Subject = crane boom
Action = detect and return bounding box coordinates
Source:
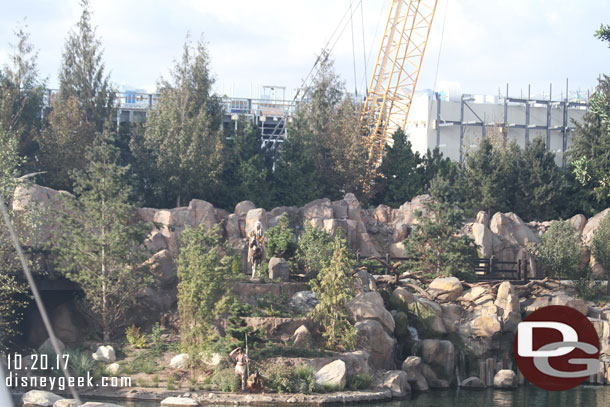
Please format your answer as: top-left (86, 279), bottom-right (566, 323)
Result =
top-left (361, 0), bottom-right (438, 193)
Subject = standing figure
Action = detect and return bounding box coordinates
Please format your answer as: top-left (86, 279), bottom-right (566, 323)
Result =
top-left (229, 346), bottom-right (249, 391)
top-left (247, 221), bottom-right (265, 278)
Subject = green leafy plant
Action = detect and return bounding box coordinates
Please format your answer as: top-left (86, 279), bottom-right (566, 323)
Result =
top-left (309, 231), bottom-right (357, 351)
top-left (150, 322), bottom-right (163, 355)
top-left (592, 214), bottom-right (610, 296)
top-left (295, 225), bottom-right (333, 278)
top-left (347, 372), bottom-right (373, 390)
top-left (537, 220), bottom-right (584, 280)
top-left (125, 325), bottom-right (147, 349)
top-left (211, 367), bottom-right (239, 392)
top-left (266, 213), bottom-right (297, 259)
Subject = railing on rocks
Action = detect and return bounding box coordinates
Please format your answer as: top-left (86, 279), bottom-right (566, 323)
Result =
top-left (355, 253), bottom-right (528, 283)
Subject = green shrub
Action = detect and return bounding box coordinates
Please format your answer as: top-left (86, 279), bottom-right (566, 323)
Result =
top-left (295, 225), bottom-right (333, 278)
top-left (264, 364), bottom-right (294, 393)
top-left (211, 367), bottom-right (240, 392)
top-left (347, 372), bottom-right (373, 390)
top-left (537, 220), bottom-right (584, 279)
top-left (592, 214), bottom-right (610, 295)
top-left (125, 325), bottom-right (148, 348)
top-left (266, 213), bottom-right (297, 259)
top-left (149, 322), bottom-right (164, 355)
top-left (291, 365), bottom-right (315, 394)
top-left (166, 376), bottom-right (176, 390)
top-left (66, 348), bottom-right (98, 377)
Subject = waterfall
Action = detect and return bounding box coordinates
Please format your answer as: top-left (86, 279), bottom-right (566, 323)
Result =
top-left (455, 364), bottom-right (462, 387)
top-left (407, 326), bottom-right (419, 341)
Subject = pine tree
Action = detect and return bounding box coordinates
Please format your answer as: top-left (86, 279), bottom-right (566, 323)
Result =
top-left (0, 24), bottom-right (46, 172)
top-left (592, 215), bottom-right (610, 295)
top-left (0, 125), bottom-right (30, 351)
top-left (52, 134), bottom-right (150, 341)
top-left (177, 224), bottom-right (237, 353)
top-left (272, 57), bottom-right (366, 205)
top-left (403, 177), bottom-right (478, 281)
top-left (570, 75), bottom-right (610, 213)
top-left (370, 128), bottom-right (424, 207)
top-left (38, 0), bottom-right (113, 190)
top-left (131, 37), bottom-right (224, 208)
top-left (309, 232), bottom-right (356, 351)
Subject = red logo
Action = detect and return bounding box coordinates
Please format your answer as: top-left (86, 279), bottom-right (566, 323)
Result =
top-left (513, 305), bottom-right (600, 391)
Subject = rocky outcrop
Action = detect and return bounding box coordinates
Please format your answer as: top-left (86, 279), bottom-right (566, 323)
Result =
top-left (379, 370), bottom-right (411, 398)
top-left (355, 319), bottom-right (397, 370)
top-left (401, 356), bottom-right (429, 392)
top-left (292, 325), bottom-right (313, 349)
top-left (289, 291), bottom-right (318, 314)
top-left (348, 292), bottom-right (396, 333)
top-left (461, 376), bottom-right (485, 388)
top-left (412, 339), bottom-right (455, 382)
top-left (427, 277), bottom-right (462, 302)
top-left (160, 397), bottom-right (199, 406)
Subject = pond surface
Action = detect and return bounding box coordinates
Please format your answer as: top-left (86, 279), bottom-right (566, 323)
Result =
top-left (11, 385), bottom-right (610, 406)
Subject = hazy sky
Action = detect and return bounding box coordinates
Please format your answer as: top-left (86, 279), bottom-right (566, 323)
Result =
top-left (1, 0), bottom-right (609, 100)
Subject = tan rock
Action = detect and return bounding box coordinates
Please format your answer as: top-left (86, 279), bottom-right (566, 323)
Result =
top-left (570, 214), bottom-right (587, 234)
top-left (427, 277), bottom-right (462, 302)
top-left (583, 208), bottom-right (610, 245)
top-left (314, 360), bottom-right (347, 390)
top-left (355, 320), bottom-right (397, 370)
top-left (493, 369), bottom-right (517, 388)
top-left (302, 198), bottom-right (333, 220)
top-left (348, 292), bottom-right (395, 333)
top-left (471, 315), bottom-right (501, 338)
top-left (380, 370), bottom-right (411, 398)
top-left (490, 212), bottom-right (540, 247)
top-left (245, 208), bottom-right (268, 234)
top-left (472, 223), bottom-right (493, 258)
top-left (235, 200), bottom-right (256, 217)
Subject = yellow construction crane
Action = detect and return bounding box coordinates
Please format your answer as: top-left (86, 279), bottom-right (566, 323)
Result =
top-left (360, 0), bottom-right (438, 194)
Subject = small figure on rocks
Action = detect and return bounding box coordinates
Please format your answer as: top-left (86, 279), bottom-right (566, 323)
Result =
top-left (247, 370), bottom-right (265, 393)
top-left (247, 221), bottom-right (265, 279)
top-left (229, 346), bottom-right (249, 391)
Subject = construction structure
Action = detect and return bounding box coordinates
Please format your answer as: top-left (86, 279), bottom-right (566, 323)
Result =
top-left (405, 83), bottom-right (589, 166)
top-left (359, 0), bottom-right (438, 193)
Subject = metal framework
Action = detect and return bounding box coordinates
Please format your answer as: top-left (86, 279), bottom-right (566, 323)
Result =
top-left (360, 0), bottom-right (438, 192)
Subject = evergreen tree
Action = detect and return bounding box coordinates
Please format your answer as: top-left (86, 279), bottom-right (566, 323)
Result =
top-left (537, 221), bottom-right (583, 279)
top-left (0, 24), bottom-right (46, 173)
top-left (309, 232), bottom-right (356, 351)
top-left (403, 177), bottom-right (478, 281)
top-left (131, 37), bottom-right (224, 208)
top-left (0, 124), bottom-right (30, 351)
top-left (52, 134), bottom-right (151, 341)
top-left (592, 215), bottom-right (610, 295)
top-left (295, 225), bottom-right (334, 279)
top-left (370, 128), bottom-right (424, 207)
top-left (265, 213), bottom-right (297, 259)
top-left (272, 57), bottom-right (366, 205)
top-left (570, 75), bottom-right (610, 213)
top-left (595, 24), bottom-right (610, 46)
top-left (516, 138), bottom-right (564, 221)
top-left (219, 119), bottom-right (271, 209)
top-left (38, 0), bottom-right (114, 190)
top-left (177, 224), bottom-right (237, 353)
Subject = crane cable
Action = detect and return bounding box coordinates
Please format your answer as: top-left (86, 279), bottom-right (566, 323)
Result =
top-left (350, 0), bottom-right (358, 96)
top-left (0, 193), bottom-right (82, 405)
top-left (433, 0), bottom-right (450, 92)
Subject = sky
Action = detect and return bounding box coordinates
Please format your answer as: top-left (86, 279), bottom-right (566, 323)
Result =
top-left (1, 0), bottom-right (609, 101)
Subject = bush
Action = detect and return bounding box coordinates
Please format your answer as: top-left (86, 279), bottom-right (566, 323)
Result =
top-left (295, 225), bottom-right (333, 278)
top-left (211, 367), bottom-right (240, 392)
top-left (125, 325), bottom-right (147, 348)
top-left (266, 213), bottom-right (297, 259)
top-left (347, 372), bottom-right (373, 390)
top-left (592, 214), bottom-right (610, 295)
top-left (537, 221), bottom-right (583, 279)
top-left (263, 364), bottom-right (315, 394)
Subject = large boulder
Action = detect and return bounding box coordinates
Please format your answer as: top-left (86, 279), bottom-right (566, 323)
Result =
top-left (268, 257), bottom-right (290, 281)
top-left (582, 208), bottom-right (610, 245)
top-left (354, 319), bottom-right (397, 370)
top-left (471, 315), bottom-right (501, 338)
top-left (569, 214), bottom-right (587, 234)
top-left (550, 293), bottom-right (589, 315)
top-left (427, 277), bottom-right (462, 302)
top-left (54, 400), bottom-right (81, 407)
top-left (302, 198), bottom-right (333, 220)
top-left (289, 291), bottom-right (318, 314)
top-left (348, 292), bottom-right (395, 333)
top-left (170, 353), bottom-right (189, 369)
top-left (412, 339), bottom-right (455, 381)
top-left (245, 208), bottom-right (268, 234)
top-left (493, 369), bottom-right (517, 389)
top-left (489, 212), bottom-right (540, 247)
top-left (472, 223), bottom-right (493, 258)
top-left (38, 337), bottom-right (65, 355)
top-left (389, 287), bottom-right (415, 313)
top-left (92, 345), bottom-right (115, 363)
top-left (142, 249), bottom-right (177, 288)
top-left (410, 297), bottom-right (446, 335)
top-left (187, 199), bottom-right (217, 230)
top-left (352, 270), bottom-right (377, 294)
top-left (461, 376), bottom-right (486, 388)
top-left (494, 281), bottom-right (521, 332)
top-left (380, 370), bottom-right (411, 398)
top-left (314, 359), bottom-right (347, 390)
top-left (235, 200), bottom-right (256, 217)
top-left (225, 214), bottom-right (242, 239)
top-left (22, 390), bottom-right (63, 407)
top-left (292, 325), bottom-right (313, 349)
top-left (401, 356), bottom-right (429, 392)
top-left (160, 397), bottom-right (199, 406)
top-left (440, 303), bottom-right (463, 333)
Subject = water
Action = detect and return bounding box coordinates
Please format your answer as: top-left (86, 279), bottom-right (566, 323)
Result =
top-left (12, 386), bottom-right (610, 406)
